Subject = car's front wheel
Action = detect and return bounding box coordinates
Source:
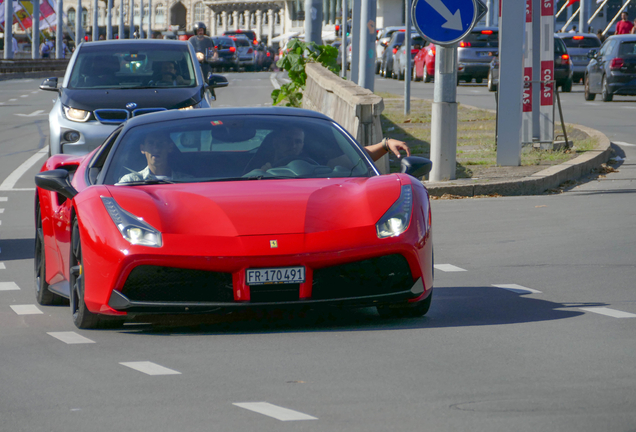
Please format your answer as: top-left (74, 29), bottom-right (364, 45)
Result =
top-left (584, 75), bottom-right (596, 101)
top-left (601, 75), bottom-right (613, 102)
top-left (377, 291), bottom-right (433, 318)
top-left (69, 218), bottom-right (107, 329)
top-left (487, 70), bottom-right (497, 92)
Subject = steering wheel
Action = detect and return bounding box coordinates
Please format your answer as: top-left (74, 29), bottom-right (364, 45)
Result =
top-left (273, 156), bottom-right (319, 168)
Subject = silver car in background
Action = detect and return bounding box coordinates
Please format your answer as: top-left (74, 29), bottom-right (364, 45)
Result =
top-left (39, 39), bottom-right (228, 156)
top-left (457, 26), bottom-right (499, 84)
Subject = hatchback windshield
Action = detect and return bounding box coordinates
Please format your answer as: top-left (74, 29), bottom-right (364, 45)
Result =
top-left (69, 43), bottom-right (197, 89)
top-left (464, 30), bottom-right (499, 47)
top-left (104, 115), bottom-right (375, 185)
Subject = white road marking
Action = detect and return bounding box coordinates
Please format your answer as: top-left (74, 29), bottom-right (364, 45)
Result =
top-left (14, 110), bottom-right (46, 117)
top-left (0, 208), bottom-right (4, 212)
top-left (31, 91), bottom-right (38, 94)
top-left (48, 332), bottom-right (96, 344)
top-left (0, 282), bottom-right (20, 291)
top-left (233, 402), bottom-right (318, 421)
top-left (584, 102), bottom-right (600, 106)
top-left (492, 284), bottom-right (542, 294)
top-left (613, 141), bottom-right (636, 147)
top-left (119, 361), bottom-right (181, 375)
top-left (0, 263), bottom-right (5, 269)
top-left (11, 304), bottom-right (43, 315)
top-left (270, 72), bottom-right (281, 89)
top-left (434, 264), bottom-right (467, 272)
top-left (580, 307), bottom-right (636, 318)
top-left (0, 197), bottom-right (7, 201)
top-left (0, 147), bottom-right (48, 191)
top-left (9, 98), bottom-right (17, 101)
top-left (20, 95), bottom-right (29, 98)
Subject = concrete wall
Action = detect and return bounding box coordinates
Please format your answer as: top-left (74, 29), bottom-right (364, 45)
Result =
top-left (302, 62), bottom-right (389, 173)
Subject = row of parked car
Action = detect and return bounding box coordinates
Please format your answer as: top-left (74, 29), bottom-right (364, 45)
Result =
top-left (374, 26), bottom-right (636, 102)
top-left (208, 30), bottom-right (278, 72)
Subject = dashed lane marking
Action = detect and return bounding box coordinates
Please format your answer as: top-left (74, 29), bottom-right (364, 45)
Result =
top-left (119, 361), bottom-right (182, 375)
top-left (14, 110), bottom-right (46, 117)
top-left (434, 264), bottom-right (467, 272)
top-left (613, 141), bottom-right (636, 147)
top-left (8, 99), bottom-right (17, 102)
top-left (492, 284), bottom-right (542, 294)
top-left (48, 332), bottom-right (96, 344)
top-left (233, 402), bottom-right (318, 421)
top-left (579, 307), bottom-right (636, 319)
top-left (0, 263), bottom-right (5, 270)
top-left (0, 282), bottom-right (20, 291)
top-left (0, 147), bottom-right (48, 191)
top-left (0, 197), bottom-right (7, 201)
top-left (11, 304), bottom-right (43, 315)
top-left (0, 208), bottom-right (4, 213)
top-left (20, 95), bottom-right (29, 98)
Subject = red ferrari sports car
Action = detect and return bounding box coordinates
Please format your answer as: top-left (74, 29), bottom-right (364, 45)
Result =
top-left (35, 107), bottom-right (434, 328)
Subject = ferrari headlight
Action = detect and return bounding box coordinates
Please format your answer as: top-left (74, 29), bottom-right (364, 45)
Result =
top-left (376, 185), bottom-right (413, 239)
top-left (101, 197), bottom-right (162, 247)
top-left (63, 105), bottom-right (91, 122)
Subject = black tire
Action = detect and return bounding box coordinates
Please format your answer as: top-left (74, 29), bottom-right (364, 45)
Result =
top-left (584, 75), bottom-right (596, 101)
top-left (487, 70), bottom-right (497, 92)
top-left (377, 291), bottom-right (433, 318)
top-left (475, 78), bottom-right (483, 84)
top-left (562, 77), bottom-right (572, 93)
top-left (375, 61), bottom-right (381, 74)
top-left (601, 75), bottom-right (613, 102)
top-left (35, 202), bottom-right (65, 305)
top-left (423, 66), bottom-right (432, 83)
top-left (69, 218), bottom-right (105, 329)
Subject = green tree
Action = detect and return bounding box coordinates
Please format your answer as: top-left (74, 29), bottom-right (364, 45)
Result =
top-left (271, 39), bottom-right (341, 107)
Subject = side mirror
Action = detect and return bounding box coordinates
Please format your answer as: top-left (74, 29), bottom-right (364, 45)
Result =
top-left (40, 77), bottom-right (59, 92)
top-left (400, 156), bottom-right (433, 179)
top-left (588, 49), bottom-right (597, 58)
top-left (35, 169), bottom-right (78, 199)
top-left (207, 73), bottom-right (229, 88)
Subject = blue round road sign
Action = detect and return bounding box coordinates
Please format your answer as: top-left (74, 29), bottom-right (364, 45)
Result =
top-left (412, 0), bottom-right (483, 46)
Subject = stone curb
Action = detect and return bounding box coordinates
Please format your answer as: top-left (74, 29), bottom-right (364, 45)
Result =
top-left (423, 123), bottom-right (612, 197)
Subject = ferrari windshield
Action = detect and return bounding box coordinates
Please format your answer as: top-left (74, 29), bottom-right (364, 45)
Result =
top-left (68, 43), bottom-right (197, 89)
top-left (104, 115), bottom-right (376, 185)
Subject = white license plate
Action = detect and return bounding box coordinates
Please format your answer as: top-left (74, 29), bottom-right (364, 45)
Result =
top-left (246, 267), bottom-right (305, 285)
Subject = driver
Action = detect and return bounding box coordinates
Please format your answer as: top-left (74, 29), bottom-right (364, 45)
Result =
top-left (260, 127), bottom-right (411, 170)
top-left (154, 61), bottom-right (186, 86)
top-left (188, 22), bottom-right (217, 82)
top-left (119, 132), bottom-right (190, 183)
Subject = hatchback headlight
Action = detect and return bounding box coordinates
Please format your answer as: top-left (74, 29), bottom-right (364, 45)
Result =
top-left (376, 185), bottom-right (413, 239)
top-left (101, 197), bottom-right (162, 247)
top-left (63, 105), bottom-right (91, 122)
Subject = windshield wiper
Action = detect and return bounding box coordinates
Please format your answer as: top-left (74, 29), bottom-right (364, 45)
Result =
top-left (119, 178), bottom-right (176, 185)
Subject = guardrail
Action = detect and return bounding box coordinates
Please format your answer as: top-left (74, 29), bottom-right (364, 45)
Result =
top-left (0, 58), bottom-right (68, 80)
top-left (302, 62), bottom-right (389, 173)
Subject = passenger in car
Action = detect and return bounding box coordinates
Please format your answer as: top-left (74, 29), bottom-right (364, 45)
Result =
top-left (119, 132), bottom-right (190, 183)
top-left (259, 127), bottom-right (411, 171)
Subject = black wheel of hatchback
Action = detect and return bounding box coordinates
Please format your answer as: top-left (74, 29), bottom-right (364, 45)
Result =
top-left (601, 75), bottom-right (613, 102)
top-left (584, 75), bottom-right (596, 101)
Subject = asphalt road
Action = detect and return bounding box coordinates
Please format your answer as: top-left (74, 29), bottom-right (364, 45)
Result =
top-left (0, 73), bottom-right (635, 431)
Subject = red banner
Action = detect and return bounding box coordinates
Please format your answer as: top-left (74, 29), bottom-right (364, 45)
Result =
top-left (540, 60), bottom-right (553, 106)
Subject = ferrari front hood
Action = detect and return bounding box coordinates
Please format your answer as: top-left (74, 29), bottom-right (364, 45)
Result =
top-left (107, 176), bottom-right (404, 236)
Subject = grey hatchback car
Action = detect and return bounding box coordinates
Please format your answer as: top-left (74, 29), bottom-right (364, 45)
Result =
top-left (457, 26), bottom-right (498, 84)
top-left (557, 33), bottom-right (601, 83)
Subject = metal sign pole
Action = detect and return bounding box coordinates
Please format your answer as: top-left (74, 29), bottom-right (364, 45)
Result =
top-left (56, 0), bottom-right (62, 58)
top-left (32, 0), bottom-right (40, 58)
top-left (496, 0), bottom-right (525, 166)
top-left (350, 0), bottom-right (360, 83)
top-left (522, 0), bottom-right (532, 145)
top-left (341, 0), bottom-right (347, 77)
top-left (107, 0), bottom-right (112, 38)
top-left (92, 0), bottom-right (98, 40)
top-left (304, 0), bottom-right (323, 45)
top-left (404, 0), bottom-right (411, 115)
top-left (357, 0), bottom-right (375, 91)
top-left (76, 0), bottom-right (83, 44)
top-left (3, 0), bottom-right (13, 59)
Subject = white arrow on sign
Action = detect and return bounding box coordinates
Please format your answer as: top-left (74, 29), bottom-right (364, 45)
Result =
top-left (15, 110), bottom-right (46, 117)
top-left (425, 0), bottom-right (463, 31)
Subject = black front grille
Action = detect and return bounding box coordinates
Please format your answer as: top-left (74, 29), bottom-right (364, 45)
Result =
top-left (94, 109), bottom-right (129, 124)
top-left (312, 254), bottom-right (413, 300)
top-left (121, 266), bottom-right (234, 303)
top-left (250, 284), bottom-right (300, 303)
